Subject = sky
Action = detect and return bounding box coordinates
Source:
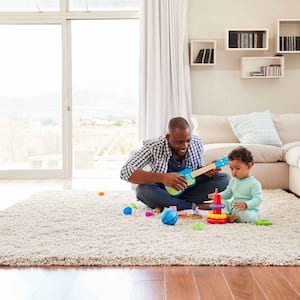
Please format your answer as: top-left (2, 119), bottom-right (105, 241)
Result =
top-left (0, 20), bottom-right (139, 100)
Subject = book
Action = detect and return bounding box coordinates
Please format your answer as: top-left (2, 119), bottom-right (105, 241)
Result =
top-left (203, 48), bottom-right (210, 63)
top-left (194, 48), bottom-right (204, 63)
top-left (210, 48), bottom-right (214, 63)
top-left (229, 31), bottom-right (238, 48)
top-left (296, 36), bottom-right (300, 51)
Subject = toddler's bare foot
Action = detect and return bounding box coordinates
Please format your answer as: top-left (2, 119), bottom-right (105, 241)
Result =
top-left (227, 214), bottom-right (238, 223)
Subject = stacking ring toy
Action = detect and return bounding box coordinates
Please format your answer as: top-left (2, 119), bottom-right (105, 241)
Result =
top-left (255, 219), bottom-right (272, 226)
top-left (207, 213), bottom-right (227, 220)
top-left (207, 218), bottom-right (227, 224)
top-left (209, 204), bottom-right (225, 209)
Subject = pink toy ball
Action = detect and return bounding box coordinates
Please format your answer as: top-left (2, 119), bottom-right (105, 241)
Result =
top-left (161, 208), bottom-right (178, 225)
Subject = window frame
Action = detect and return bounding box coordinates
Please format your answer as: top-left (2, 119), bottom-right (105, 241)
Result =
top-left (0, 6), bottom-right (139, 179)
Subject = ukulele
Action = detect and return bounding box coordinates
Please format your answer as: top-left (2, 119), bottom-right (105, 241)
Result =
top-left (165, 156), bottom-right (229, 197)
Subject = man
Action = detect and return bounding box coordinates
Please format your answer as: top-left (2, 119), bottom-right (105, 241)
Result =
top-left (120, 117), bottom-right (230, 211)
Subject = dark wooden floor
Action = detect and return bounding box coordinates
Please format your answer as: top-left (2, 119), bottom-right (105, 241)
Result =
top-left (0, 180), bottom-right (299, 299)
top-left (0, 265), bottom-right (299, 299)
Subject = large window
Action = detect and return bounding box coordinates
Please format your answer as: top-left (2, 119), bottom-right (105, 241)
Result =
top-left (69, 0), bottom-right (139, 11)
top-left (0, 2), bottom-right (139, 182)
top-left (0, 25), bottom-right (62, 170)
top-left (0, 0), bottom-right (59, 11)
top-left (0, 0), bottom-right (139, 12)
top-left (72, 20), bottom-right (139, 185)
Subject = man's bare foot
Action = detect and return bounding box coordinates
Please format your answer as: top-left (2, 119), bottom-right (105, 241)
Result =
top-left (196, 203), bottom-right (212, 210)
top-left (227, 214), bottom-right (238, 223)
top-left (154, 207), bottom-right (162, 213)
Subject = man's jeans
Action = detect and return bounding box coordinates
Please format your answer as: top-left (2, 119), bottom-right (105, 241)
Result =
top-left (136, 172), bottom-right (230, 210)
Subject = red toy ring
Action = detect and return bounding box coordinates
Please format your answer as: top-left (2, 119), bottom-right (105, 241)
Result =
top-left (207, 218), bottom-right (227, 224)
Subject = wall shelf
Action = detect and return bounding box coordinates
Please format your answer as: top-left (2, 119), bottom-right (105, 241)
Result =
top-left (241, 56), bottom-right (284, 79)
top-left (277, 19), bottom-right (300, 53)
top-left (226, 28), bottom-right (268, 50)
top-left (190, 40), bottom-right (216, 66)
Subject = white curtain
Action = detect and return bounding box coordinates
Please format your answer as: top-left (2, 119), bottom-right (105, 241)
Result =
top-left (138, 0), bottom-right (192, 140)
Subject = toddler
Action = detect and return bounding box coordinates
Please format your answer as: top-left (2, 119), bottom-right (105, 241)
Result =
top-left (210, 146), bottom-right (263, 223)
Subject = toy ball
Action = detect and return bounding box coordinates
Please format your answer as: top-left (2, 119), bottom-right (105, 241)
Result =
top-left (129, 203), bottom-right (137, 209)
top-left (123, 206), bottom-right (132, 215)
top-left (161, 208), bottom-right (178, 225)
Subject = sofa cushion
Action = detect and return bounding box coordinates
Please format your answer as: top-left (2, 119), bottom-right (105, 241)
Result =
top-left (203, 143), bottom-right (283, 164)
top-left (229, 111), bottom-right (282, 147)
top-left (272, 113), bottom-right (300, 144)
top-left (192, 115), bottom-right (238, 144)
top-left (285, 146), bottom-right (300, 168)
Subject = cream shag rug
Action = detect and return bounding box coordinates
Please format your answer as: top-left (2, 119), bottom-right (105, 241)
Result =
top-left (0, 189), bottom-right (299, 266)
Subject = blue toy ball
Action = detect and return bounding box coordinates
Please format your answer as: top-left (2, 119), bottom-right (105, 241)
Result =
top-left (161, 208), bottom-right (178, 225)
top-left (123, 206), bottom-right (132, 215)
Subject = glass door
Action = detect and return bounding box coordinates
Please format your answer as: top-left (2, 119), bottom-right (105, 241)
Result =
top-left (0, 23), bottom-right (69, 178)
top-left (71, 19), bottom-right (139, 189)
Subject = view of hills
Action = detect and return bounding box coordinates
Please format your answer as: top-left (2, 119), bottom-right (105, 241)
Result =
top-left (0, 90), bottom-right (137, 123)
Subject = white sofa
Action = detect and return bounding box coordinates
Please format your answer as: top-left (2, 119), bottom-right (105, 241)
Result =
top-left (192, 112), bottom-right (300, 196)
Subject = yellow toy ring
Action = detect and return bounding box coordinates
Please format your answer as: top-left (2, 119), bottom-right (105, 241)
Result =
top-left (207, 213), bottom-right (227, 220)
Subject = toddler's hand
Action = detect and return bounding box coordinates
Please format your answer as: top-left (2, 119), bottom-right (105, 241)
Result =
top-left (233, 201), bottom-right (247, 210)
top-left (227, 214), bottom-right (237, 223)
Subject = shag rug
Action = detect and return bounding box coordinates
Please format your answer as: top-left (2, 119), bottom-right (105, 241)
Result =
top-left (0, 189), bottom-right (299, 266)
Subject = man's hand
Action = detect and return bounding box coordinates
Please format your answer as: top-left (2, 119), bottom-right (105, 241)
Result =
top-left (162, 173), bottom-right (187, 191)
top-left (205, 167), bottom-right (221, 177)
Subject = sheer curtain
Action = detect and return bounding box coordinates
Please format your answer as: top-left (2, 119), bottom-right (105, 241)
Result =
top-left (138, 0), bottom-right (192, 140)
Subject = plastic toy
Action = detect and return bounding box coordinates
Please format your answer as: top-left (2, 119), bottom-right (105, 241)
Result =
top-left (255, 219), bottom-right (272, 226)
top-left (129, 203), bottom-right (137, 209)
top-left (98, 191), bottom-right (104, 196)
top-left (161, 208), bottom-right (178, 225)
top-left (145, 211), bottom-right (154, 217)
top-left (178, 209), bottom-right (203, 219)
top-left (207, 189), bottom-right (227, 224)
top-left (193, 221), bottom-right (205, 230)
top-left (165, 157), bottom-right (229, 196)
top-left (123, 206), bottom-right (132, 215)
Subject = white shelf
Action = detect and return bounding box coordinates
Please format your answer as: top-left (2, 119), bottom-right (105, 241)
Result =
top-left (277, 19), bottom-right (300, 53)
top-left (190, 40), bottom-right (216, 66)
top-left (226, 28), bottom-right (268, 50)
top-left (241, 56), bottom-right (284, 79)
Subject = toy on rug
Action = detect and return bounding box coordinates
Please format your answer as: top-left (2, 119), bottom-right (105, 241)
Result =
top-left (98, 191), bottom-right (104, 196)
top-left (207, 189), bottom-right (227, 224)
top-left (145, 211), bottom-right (154, 217)
top-left (178, 208), bottom-right (203, 219)
top-left (161, 208), bottom-right (178, 225)
top-left (123, 206), bottom-right (133, 215)
top-left (193, 221), bottom-right (205, 230)
top-left (129, 203), bottom-right (137, 209)
top-left (255, 219), bottom-right (272, 226)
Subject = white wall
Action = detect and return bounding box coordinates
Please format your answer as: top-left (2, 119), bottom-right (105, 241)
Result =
top-left (188, 0), bottom-right (300, 115)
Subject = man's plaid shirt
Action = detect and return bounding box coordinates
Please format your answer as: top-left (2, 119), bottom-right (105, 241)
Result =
top-left (120, 135), bottom-right (205, 181)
